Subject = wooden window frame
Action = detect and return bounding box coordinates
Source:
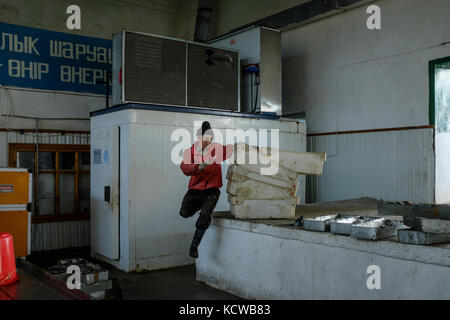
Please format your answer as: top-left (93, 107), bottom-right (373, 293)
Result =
top-left (429, 55), bottom-right (450, 125)
top-left (9, 143), bottom-right (90, 223)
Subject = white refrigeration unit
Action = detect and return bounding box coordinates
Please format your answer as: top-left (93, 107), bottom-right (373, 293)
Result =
top-left (90, 104), bottom-right (306, 272)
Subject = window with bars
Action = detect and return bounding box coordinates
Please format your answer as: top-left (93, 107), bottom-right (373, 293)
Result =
top-left (9, 143), bottom-right (90, 223)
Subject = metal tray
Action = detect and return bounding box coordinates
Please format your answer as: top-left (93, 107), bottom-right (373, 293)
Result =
top-left (351, 219), bottom-right (407, 240)
top-left (329, 215), bottom-right (361, 235)
top-left (303, 214), bottom-right (338, 232)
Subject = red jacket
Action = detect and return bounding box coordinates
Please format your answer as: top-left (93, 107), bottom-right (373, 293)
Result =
top-left (180, 142), bottom-right (233, 190)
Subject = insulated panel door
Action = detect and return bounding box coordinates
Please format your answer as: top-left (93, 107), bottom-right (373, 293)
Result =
top-left (0, 211), bottom-right (28, 257)
top-left (0, 169), bottom-right (31, 257)
top-left (0, 171), bottom-right (29, 206)
top-left (91, 126), bottom-right (120, 259)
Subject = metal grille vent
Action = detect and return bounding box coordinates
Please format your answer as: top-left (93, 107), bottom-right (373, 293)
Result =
top-left (120, 31), bottom-right (238, 111)
top-left (187, 44), bottom-right (238, 111)
top-left (124, 32), bottom-right (186, 106)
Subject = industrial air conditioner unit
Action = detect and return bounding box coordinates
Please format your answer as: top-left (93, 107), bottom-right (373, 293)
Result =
top-left (112, 30), bottom-right (240, 112)
top-left (209, 26), bottom-right (282, 115)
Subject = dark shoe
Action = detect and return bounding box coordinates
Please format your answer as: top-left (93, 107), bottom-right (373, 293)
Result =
top-left (189, 244), bottom-right (198, 259)
top-left (189, 228), bottom-right (205, 259)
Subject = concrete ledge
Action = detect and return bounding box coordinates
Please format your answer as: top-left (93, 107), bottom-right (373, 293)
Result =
top-left (196, 215), bottom-right (450, 299)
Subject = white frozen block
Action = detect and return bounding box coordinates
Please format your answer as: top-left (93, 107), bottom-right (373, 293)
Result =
top-left (227, 165), bottom-right (296, 189)
top-left (230, 199), bottom-right (296, 219)
top-left (227, 178), bottom-right (297, 198)
top-left (259, 147), bottom-right (326, 175)
top-left (233, 143), bottom-right (326, 175)
top-left (228, 194), bottom-right (299, 206)
top-left (236, 162), bottom-right (299, 181)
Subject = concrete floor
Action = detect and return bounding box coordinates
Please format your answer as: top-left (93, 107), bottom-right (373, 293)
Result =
top-left (4, 198), bottom-right (407, 300)
top-left (22, 248), bottom-right (241, 300)
top-left (7, 198), bottom-right (388, 300)
top-left (0, 269), bottom-right (66, 300)
top-left (112, 264), bottom-right (242, 300)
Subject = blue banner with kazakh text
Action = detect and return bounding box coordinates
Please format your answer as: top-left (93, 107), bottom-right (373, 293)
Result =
top-left (0, 21), bottom-right (112, 95)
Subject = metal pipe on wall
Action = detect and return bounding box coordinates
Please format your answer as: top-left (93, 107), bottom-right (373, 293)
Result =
top-left (35, 119), bottom-right (39, 216)
top-left (194, 0), bottom-right (214, 42)
top-left (214, 0), bottom-right (376, 37)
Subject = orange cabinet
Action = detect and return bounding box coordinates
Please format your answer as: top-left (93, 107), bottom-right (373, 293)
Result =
top-left (0, 168), bottom-right (32, 257)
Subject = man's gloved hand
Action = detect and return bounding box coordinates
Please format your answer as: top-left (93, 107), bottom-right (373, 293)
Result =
top-left (233, 141), bottom-right (246, 150)
top-left (198, 162), bottom-right (209, 170)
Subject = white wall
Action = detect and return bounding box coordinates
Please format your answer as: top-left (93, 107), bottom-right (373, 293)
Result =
top-left (307, 128), bottom-right (435, 203)
top-left (0, 0), bottom-right (197, 41)
top-left (1, 88), bottom-right (100, 131)
top-left (282, 0), bottom-right (450, 133)
top-left (281, 0), bottom-right (450, 203)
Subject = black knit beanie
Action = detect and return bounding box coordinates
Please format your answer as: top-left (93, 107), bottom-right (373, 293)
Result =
top-left (197, 121), bottom-right (213, 136)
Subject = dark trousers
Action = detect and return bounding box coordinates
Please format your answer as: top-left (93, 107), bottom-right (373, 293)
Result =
top-left (179, 188), bottom-right (220, 231)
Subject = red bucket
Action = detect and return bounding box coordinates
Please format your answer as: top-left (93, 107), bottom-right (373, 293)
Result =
top-left (0, 233), bottom-right (19, 286)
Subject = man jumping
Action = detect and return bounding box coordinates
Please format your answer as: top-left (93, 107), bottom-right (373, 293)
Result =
top-left (179, 121), bottom-right (233, 259)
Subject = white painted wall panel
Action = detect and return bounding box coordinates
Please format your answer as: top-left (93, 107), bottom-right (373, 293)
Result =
top-left (282, 0), bottom-right (450, 133)
top-left (307, 128), bottom-right (434, 203)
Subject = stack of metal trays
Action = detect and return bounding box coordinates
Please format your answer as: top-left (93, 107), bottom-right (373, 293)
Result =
top-left (399, 216), bottom-right (450, 245)
top-left (378, 200), bottom-right (450, 245)
top-left (398, 229), bottom-right (450, 245)
top-left (303, 214), bottom-right (409, 241)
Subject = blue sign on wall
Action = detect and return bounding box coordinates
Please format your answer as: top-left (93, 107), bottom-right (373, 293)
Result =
top-left (0, 22), bottom-right (112, 95)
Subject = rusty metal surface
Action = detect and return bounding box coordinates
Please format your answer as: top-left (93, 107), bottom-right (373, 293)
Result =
top-left (403, 216), bottom-right (450, 233)
top-left (398, 229), bottom-right (450, 245)
top-left (377, 200), bottom-right (450, 220)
